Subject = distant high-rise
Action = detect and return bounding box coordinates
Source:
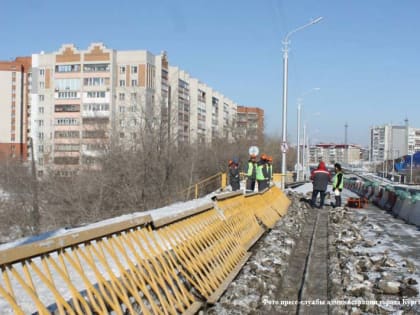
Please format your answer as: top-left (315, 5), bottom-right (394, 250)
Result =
top-left (369, 124), bottom-right (419, 162)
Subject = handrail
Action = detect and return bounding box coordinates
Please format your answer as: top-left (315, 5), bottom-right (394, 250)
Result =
top-left (0, 184), bottom-right (291, 314)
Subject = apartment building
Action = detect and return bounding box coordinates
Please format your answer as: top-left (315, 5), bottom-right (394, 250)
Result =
top-left (369, 123), bottom-right (415, 162)
top-left (29, 43), bottom-right (243, 175)
top-left (236, 106), bottom-right (264, 143)
top-left (168, 67), bottom-right (238, 144)
top-left (0, 57), bottom-right (31, 160)
top-left (309, 143), bottom-right (362, 164)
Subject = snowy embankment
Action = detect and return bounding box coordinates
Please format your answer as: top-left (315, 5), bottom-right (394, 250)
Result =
top-left (207, 185), bottom-right (420, 314)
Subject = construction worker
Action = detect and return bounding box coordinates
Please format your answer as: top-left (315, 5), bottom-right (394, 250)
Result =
top-left (332, 163), bottom-right (344, 207)
top-left (310, 161), bottom-right (331, 209)
top-left (228, 158), bottom-right (240, 191)
top-left (245, 154), bottom-right (257, 192)
top-left (256, 154), bottom-right (269, 192)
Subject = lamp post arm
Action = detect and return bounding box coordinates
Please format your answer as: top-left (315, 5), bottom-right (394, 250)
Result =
top-left (283, 17), bottom-right (324, 46)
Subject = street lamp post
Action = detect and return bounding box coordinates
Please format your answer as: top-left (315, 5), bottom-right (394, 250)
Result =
top-left (410, 152), bottom-right (414, 184)
top-left (296, 88), bottom-right (320, 181)
top-left (281, 17), bottom-right (323, 189)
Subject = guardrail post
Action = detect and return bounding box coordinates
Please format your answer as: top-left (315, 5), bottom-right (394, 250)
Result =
top-left (221, 173), bottom-right (227, 190)
top-left (195, 184), bottom-right (199, 199)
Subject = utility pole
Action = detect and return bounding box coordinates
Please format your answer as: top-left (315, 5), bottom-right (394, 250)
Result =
top-left (344, 122), bottom-right (348, 165)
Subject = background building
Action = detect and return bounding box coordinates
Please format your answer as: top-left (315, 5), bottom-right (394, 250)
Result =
top-left (236, 106), bottom-right (264, 143)
top-left (0, 57), bottom-right (32, 160)
top-left (28, 43), bottom-right (248, 175)
top-left (369, 122), bottom-right (420, 162)
top-left (309, 143), bottom-right (362, 164)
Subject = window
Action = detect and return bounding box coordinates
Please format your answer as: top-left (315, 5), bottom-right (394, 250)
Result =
top-left (55, 118), bottom-right (79, 125)
top-left (38, 120), bottom-right (44, 127)
top-left (83, 63), bottom-right (110, 72)
top-left (38, 145), bottom-right (44, 153)
top-left (131, 66), bottom-right (138, 74)
top-left (39, 82), bottom-right (45, 89)
top-left (39, 107), bottom-right (44, 114)
top-left (83, 103), bottom-right (110, 111)
top-left (55, 79), bottom-right (81, 90)
top-left (119, 106), bottom-right (125, 113)
top-left (82, 117), bottom-right (109, 125)
top-left (57, 91), bottom-right (78, 99)
top-left (39, 69), bottom-right (45, 76)
top-left (131, 92), bottom-right (137, 100)
top-left (86, 91), bottom-right (106, 98)
top-left (119, 93), bottom-right (125, 101)
top-left (131, 79), bottom-right (138, 86)
top-left (55, 130), bottom-right (80, 138)
top-left (55, 104), bottom-right (80, 112)
top-left (54, 156), bottom-right (79, 165)
top-left (39, 95), bottom-right (44, 101)
top-left (83, 77), bottom-right (106, 86)
top-left (119, 80), bottom-right (125, 87)
top-left (55, 64), bottom-right (80, 73)
top-left (119, 66), bottom-right (126, 74)
top-left (38, 132), bottom-right (44, 140)
top-left (82, 130), bottom-right (107, 138)
top-left (55, 144), bottom-right (80, 152)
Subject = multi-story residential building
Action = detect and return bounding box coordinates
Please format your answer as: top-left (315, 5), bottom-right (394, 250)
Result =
top-left (0, 57), bottom-right (32, 160)
top-left (370, 123), bottom-right (413, 162)
top-left (308, 143), bottom-right (362, 164)
top-left (168, 67), bottom-right (238, 144)
top-left (31, 43), bottom-right (170, 175)
top-left (236, 106), bottom-right (264, 143)
top-left (29, 43), bottom-right (243, 175)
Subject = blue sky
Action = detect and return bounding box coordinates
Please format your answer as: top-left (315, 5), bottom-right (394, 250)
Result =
top-left (1, 0), bottom-right (420, 147)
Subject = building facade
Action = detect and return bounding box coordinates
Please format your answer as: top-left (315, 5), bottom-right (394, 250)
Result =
top-left (0, 57), bottom-right (32, 160)
top-left (309, 143), bottom-right (362, 164)
top-left (369, 123), bottom-right (416, 162)
top-left (29, 43), bottom-right (245, 175)
top-left (236, 106), bottom-right (264, 143)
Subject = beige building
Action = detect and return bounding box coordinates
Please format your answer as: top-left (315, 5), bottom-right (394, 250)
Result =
top-left (0, 57), bottom-right (31, 160)
top-left (168, 67), bottom-right (237, 144)
top-left (309, 143), bottom-right (361, 164)
top-left (30, 43), bottom-right (241, 175)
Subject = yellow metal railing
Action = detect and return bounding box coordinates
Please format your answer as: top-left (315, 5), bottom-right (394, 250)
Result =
top-left (0, 183), bottom-right (291, 314)
top-left (182, 172), bottom-right (225, 200)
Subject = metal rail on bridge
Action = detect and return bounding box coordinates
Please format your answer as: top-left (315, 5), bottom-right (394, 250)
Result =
top-left (0, 184), bottom-right (291, 314)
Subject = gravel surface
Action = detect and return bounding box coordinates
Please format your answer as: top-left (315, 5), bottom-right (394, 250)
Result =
top-left (204, 189), bottom-right (420, 315)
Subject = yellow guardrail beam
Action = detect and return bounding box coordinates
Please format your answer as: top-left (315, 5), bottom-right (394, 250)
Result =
top-left (0, 177), bottom-right (292, 314)
top-left (0, 214), bottom-right (152, 266)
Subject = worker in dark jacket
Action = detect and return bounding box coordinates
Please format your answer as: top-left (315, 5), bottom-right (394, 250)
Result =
top-left (310, 161), bottom-right (331, 209)
top-left (256, 154), bottom-right (269, 191)
top-left (245, 154), bottom-right (257, 192)
top-left (332, 163), bottom-right (344, 207)
top-left (228, 158), bottom-right (240, 191)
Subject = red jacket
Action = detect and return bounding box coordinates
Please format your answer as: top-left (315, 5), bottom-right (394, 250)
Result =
top-left (310, 161), bottom-right (331, 191)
